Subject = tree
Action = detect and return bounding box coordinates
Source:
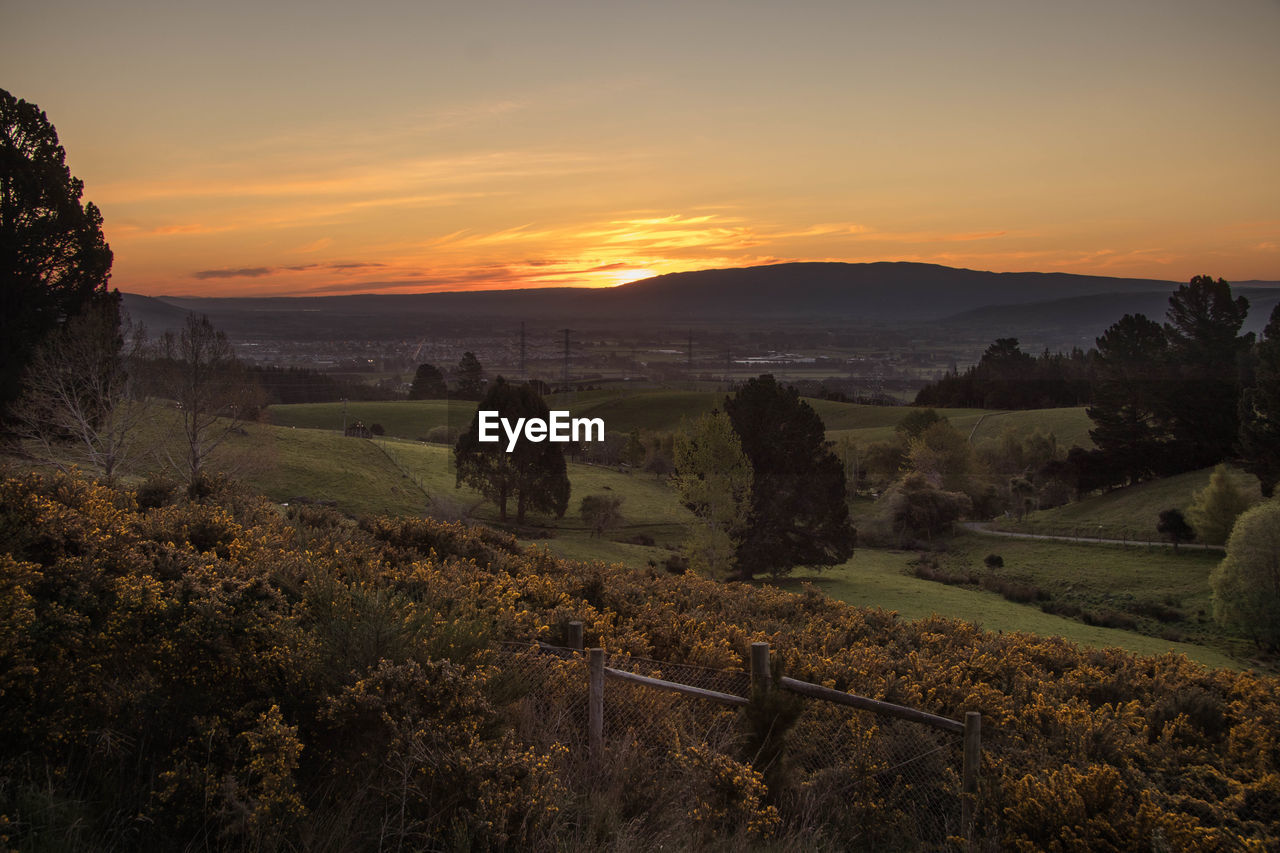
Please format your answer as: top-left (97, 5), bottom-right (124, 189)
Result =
top-left (454, 378), bottom-right (569, 523)
top-left (1087, 313), bottom-right (1170, 485)
top-left (1209, 501), bottom-right (1280, 651)
top-left (454, 352), bottom-right (485, 400)
top-left (622, 428), bottom-right (646, 468)
top-left (1157, 508), bottom-right (1196, 553)
top-left (895, 408), bottom-right (946, 440)
top-left (153, 314), bottom-right (261, 494)
top-left (11, 300), bottom-right (148, 483)
top-left (580, 494), bottom-right (624, 537)
top-left (672, 411), bottom-right (753, 579)
top-left (904, 420), bottom-right (976, 495)
top-left (1188, 465), bottom-right (1253, 547)
top-left (1239, 304), bottom-right (1280, 497)
top-left (1, 88), bottom-right (115, 415)
top-left (1162, 276), bottom-right (1252, 470)
top-left (724, 375), bottom-right (856, 578)
top-left (878, 472), bottom-right (972, 545)
top-left (408, 363), bottom-right (447, 400)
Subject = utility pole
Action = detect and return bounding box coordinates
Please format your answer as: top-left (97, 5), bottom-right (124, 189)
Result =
top-left (687, 330), bottom-right (694, 390)
top-left (559, 328), bottom-right (572, 395)
top-left (519, 321), bottom-right (527, 379)
top-left (341, 398), bottom-right (348, 435)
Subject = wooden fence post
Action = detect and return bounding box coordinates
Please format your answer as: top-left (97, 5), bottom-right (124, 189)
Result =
top-left (589, 648), bottom-right (604, 767)
top-left (751, 642), bottom-right (771, 695)
top-left (962, 711), bottom-right (981, 835)
top-left (568, 620), bottom-right (584, 652)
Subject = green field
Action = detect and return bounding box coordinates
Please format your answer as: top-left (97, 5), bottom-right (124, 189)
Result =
top-left (264, 399), bottom-right (479, 439)
top-left (776, 548), bottom-right (1240, 670)
top-left (264, 395), bottom-right (1095, 452)
top-left (95, 391), bottom-right (1252, 670)
top-left (998, 465), bottom-right (1263, 541)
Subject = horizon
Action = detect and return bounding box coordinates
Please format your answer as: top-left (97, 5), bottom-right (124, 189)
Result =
top-left (4, 0), bottom-right (1278, 298)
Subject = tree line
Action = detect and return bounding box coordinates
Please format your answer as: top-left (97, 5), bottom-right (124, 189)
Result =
top-left (916, 277), bottom-right (1280, 496)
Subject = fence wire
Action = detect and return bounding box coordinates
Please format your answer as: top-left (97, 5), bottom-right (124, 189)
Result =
top-left (489, 642), bottom-right (970, 848)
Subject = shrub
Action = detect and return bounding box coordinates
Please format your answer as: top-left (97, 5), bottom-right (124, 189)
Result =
top-left (1210, 501), bottom-right (1280, 650)
top-left (984, 553), bottom-right (1004, 568)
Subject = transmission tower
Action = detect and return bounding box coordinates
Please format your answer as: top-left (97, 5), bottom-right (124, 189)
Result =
top-left (559, 328), bottom-right (573, 394)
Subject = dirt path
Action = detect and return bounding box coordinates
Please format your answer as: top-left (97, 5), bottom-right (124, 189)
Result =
top-left (960, 521), bottom-right (1224, 552)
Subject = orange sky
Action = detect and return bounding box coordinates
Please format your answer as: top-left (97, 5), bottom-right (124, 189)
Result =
top-left (4, 0), bottom-right (1278, 297)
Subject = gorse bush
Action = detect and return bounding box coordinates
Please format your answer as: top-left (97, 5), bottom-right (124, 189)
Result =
top-left (0, 470), bottom-right (1277, 850)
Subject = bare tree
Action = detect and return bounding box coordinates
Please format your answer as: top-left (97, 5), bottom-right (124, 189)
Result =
top-left (12, 299), bottom-right (148, 483)
top-left (154, 314), bottom-right (261, 493)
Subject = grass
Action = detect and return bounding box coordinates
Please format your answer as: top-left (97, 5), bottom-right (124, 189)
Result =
top-left (264, 399), bottom-right (480, 439)
top-left (224, 426), bottom-right (429, 518)
top-left (265, 393), bottom-right (1095, 450)
top-left (827, 405), bottom-right (1095, 450)
top-left (999, 465), bottom-right (1263, 540)
top-left (776, 546), bottom-right (1241, 670)
top-left (46, 396), bottom-right (1247, 671)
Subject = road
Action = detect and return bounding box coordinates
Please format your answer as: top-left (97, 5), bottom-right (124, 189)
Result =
top-left (960, 521), bottom-right (1225, 552)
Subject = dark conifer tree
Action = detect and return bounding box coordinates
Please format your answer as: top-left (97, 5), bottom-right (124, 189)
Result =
top-left (1087, 313), bottom-right (1170, 485)
top-left (454, 352), bottom-right (486, 400)
top-left (408, 363), bottom-right (447, 400)
top-left (1239, 303), bottom-right (1280, 496)
top-left (1, 88), bottom-right (115, 415)
top-left (724, 375), bottom-right (856, 578)
top-left (455, 377), bottom-right (569, 523)
top-left (1162, 276), bottom-right (1252, 469)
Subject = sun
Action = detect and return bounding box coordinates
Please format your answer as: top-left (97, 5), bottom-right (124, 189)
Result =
top-left (595, 266), bottom-right (659, 288)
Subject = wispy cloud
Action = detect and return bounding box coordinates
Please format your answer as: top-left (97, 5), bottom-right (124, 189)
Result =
top-left (191, 262), bottom-right (386, 280)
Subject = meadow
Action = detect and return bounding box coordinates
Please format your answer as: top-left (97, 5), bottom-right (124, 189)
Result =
top-left (995, 465), bottom-right (1264, 541)
top-left (239, 394), bottom-right (1250, 671)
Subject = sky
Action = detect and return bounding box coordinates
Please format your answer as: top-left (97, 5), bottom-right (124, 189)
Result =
top-left (3, 0), bottom-right (1278, 297)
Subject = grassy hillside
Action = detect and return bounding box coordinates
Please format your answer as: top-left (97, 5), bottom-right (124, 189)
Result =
top-left (999, 465), bottom-right (1263, 540)
top-left (264, 399), bottom-right (479, 438)
top-left (265, 392), bottom-right (1094, 451)
top-left (779, 549), bottom-right (1239, 670)
top-left (208, 419), bottom-right (1248, 669)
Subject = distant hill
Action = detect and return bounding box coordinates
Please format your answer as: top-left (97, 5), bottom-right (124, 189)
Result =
top-left (123, 263), bottom-right (1280, 342)
top-left (123, 262), bottom-right (1190, 339)
top-left (604, 262), bottom-right (1175, 320)
top-left (118, 293), bottom-right (192, 336)
top-left (940, 288), bottom-right (1280, 341)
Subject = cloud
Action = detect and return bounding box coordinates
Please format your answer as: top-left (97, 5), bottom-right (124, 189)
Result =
top-left (191, 261), bottom-right (386, 280)
top-left (192, 267), bottom-right (274, 280)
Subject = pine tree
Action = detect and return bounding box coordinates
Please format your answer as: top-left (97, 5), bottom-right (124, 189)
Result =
top-left (454, 378), bottom-right (568, 523)
top-left (408, 363), bottom-right (447, 400)
top-left (1, 88), bottom-right (115, 415)
top-left (1239, 304), bottom-right (1280, 497)
top-left (454, 352), bottom-right (485, 400)
top-left (724, 375), bottom-right (856, 578)
top-left (1162, 276), bottom-right (1252, 470)
top-left (1086, 313), bottom-right (1170, 485)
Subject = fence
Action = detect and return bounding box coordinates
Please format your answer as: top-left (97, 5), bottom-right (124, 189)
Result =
top-left (491, 622), bottom-right (984, 848)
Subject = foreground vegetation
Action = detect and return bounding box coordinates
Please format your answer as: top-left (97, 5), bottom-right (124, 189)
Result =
top-left (3, 470), bottom-right (1278, 850)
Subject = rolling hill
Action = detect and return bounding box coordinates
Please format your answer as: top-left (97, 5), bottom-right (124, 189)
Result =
top-left (123, 262), bottom-right (1191, 338)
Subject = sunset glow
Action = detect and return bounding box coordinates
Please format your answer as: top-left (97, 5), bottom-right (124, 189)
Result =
top-left (3, 0), bottom-right (1277, 297)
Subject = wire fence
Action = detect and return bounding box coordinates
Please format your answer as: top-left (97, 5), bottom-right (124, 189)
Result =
top-left (489, 640), bottom-right (977, 848)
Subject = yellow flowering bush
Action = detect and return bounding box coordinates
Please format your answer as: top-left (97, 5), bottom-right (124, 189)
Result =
top-left (0, 469), bottom-right (1276, 849)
